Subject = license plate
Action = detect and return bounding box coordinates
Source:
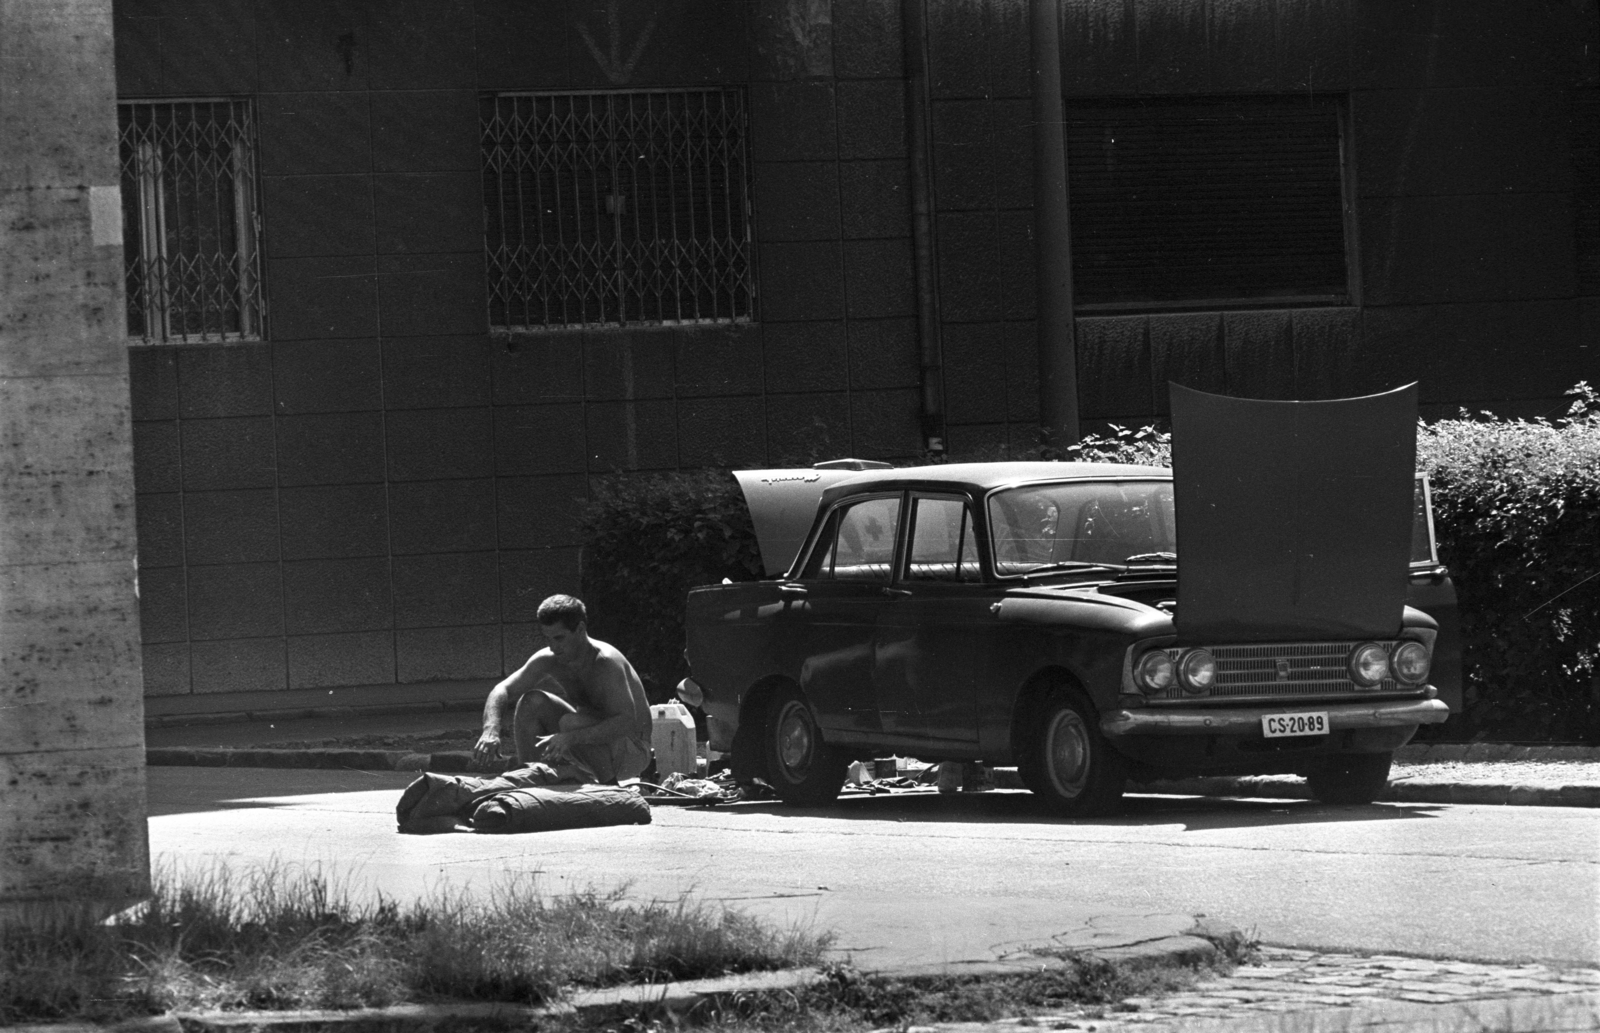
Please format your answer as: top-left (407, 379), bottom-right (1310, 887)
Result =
top-left (1262, 712), bottom-right (1329, 738)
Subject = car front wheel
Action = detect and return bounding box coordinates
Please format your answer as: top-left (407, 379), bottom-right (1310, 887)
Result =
top-left (762, 687), bottom-right (847, 806)
top-left (1027, 687), bottom-right (1126, 817)
top-left (1306, 751), bottom-right (1392, 805)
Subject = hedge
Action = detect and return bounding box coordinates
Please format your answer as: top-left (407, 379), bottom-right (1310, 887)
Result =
top-left (1415, 384), bottom-right (1600, 741)
top-left (578, 468), bottom-right (760, 702)
top-left (578, 387), bottom-right (1600, 740)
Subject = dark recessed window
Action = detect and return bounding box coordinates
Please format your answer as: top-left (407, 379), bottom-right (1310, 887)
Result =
top-left (1067, 97), bottom-right (1348, 309)
top-left (482, 88), bottom-right (755, 331)
top-left (118, 99), bottom-right (265, 343)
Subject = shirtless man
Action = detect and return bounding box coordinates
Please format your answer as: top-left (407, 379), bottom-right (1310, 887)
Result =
top-left (472, 594), bottom-right (652, 782)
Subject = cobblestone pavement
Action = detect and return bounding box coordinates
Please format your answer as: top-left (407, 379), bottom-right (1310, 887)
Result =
top-left (903, 948), bottom-right (1600, 1033)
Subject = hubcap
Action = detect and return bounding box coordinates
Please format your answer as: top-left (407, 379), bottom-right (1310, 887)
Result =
top-left (1046, 709), bottom-right (1091, 797)
top-left (776, 701), bottom-right (814, 778)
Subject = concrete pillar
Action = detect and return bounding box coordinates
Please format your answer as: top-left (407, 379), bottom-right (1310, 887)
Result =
top-left (0, 0), bottom-right (150, 924)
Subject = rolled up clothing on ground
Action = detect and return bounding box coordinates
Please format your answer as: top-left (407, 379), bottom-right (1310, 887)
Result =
top-left (395, 760), bottom-right (596, 833)
top-left (470, 783), bottom-right (652, 833)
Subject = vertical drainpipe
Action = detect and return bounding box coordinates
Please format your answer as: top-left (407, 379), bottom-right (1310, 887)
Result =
top-left (1033, 0), bottom-right (1080, 448)
top-left (903, 0), bottom-right (946, 455)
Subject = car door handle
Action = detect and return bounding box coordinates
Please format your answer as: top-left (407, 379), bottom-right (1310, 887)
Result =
top-left (880, 586), bottom-right (911, 599)
top-left (779, 584), bottom-right (807, 598)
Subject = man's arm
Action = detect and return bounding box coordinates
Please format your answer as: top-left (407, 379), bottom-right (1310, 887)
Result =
top-left (472, 654), bottom-right (549, 766)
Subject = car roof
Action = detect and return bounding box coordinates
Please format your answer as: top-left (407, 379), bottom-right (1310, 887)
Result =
top-left (816, 461), bottom-right (1170, 503)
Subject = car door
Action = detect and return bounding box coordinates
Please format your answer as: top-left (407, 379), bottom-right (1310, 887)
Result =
top-left (790, 494), bottom-right (903, 741)
top-left (873, 493), bottom-right (985, 744)
top-left (1405, 473), bottom-right (1462, 716)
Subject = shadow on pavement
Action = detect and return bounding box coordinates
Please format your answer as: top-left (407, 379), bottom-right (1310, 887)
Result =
top-left (711, 788), bottom-right (1445, 831)
top-left (146, 766), bottom-right (414, 817)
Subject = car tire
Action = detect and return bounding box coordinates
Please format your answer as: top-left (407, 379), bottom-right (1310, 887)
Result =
top-left (762, 687), bottom-right (847, 806)
top-left (1027, 686), bottom-right (1126, 817)
top-left (1306, 751), bottom-right (1392, 805)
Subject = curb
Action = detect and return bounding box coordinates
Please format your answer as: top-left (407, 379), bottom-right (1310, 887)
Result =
top-left (146, 699), bottom-right (482, 729)
top-left (144, 747), bottom-right (505, 774)
top-left (10, 923), bottom-right (1242, 1033)
top-left (1131, 774), bottom-right (1600, 808)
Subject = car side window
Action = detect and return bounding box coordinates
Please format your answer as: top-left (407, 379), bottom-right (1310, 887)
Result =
top-left (803, 496), bottom-right (901, 582)
top-left (905, 496), bottom-right (981, 582)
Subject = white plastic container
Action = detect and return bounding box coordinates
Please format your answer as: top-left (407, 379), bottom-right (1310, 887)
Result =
top-left (649, 703), bottom-right (697, 778)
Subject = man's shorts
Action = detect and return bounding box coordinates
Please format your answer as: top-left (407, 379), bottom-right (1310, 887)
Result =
top-left (568, 734), bottom-right (651, 784)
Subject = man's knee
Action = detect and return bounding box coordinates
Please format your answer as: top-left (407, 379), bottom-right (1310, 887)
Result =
top-left (557, 711), bottom-right (601, 733)
top-left (512, 696), bottom-right (555, 738)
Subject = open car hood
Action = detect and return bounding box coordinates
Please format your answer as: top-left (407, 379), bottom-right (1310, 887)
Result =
top-left (733, 469), bottom-right (865, 576)
top-left (1170, 383), bottom-right (1418, 642)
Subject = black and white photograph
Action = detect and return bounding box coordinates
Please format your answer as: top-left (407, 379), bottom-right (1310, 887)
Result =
top-left (2, 1), bottom-right (1597, 1030)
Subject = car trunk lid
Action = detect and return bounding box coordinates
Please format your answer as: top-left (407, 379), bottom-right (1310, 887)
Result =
top-left (732, 467), bottom-right (870, 576)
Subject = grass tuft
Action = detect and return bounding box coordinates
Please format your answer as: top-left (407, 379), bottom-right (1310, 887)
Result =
top-left (0, 861), bottom-right (830, 1025)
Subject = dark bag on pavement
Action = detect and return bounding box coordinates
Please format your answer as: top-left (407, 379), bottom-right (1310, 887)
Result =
top-left (470, 783), bottom-right (652, 833)
top-left (396, 760), bottom-right (648, 834)
top-left (396, 761), bottom-right (575, 833)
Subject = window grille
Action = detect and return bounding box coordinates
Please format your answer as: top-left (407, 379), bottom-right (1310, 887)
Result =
top-left (482, 89), bottom-right (754, 330)
top-left (1066, 97), bottom-right (1348, 309)
top-left (118, 99), bottom-right (264, 343)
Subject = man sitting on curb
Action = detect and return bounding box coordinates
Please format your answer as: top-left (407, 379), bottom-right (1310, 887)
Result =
top-left (472, 594), bottom-right (652, 783)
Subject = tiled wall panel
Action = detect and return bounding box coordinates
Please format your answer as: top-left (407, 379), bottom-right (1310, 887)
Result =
top-left (117, 0), bottom-right (1593, 701)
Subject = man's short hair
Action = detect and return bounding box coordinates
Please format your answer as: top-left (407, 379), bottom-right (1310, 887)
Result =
top-left (536, 594), bottom-right (587, 631)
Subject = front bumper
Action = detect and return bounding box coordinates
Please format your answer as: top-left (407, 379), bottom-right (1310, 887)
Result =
top-left (1101, 697), bottom-right (1450, 737)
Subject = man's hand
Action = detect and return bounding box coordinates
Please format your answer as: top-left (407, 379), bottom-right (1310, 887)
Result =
top-left (471, 730), bottom-right (503, 770)
top-left (536, 732), bottom-right (574, 762)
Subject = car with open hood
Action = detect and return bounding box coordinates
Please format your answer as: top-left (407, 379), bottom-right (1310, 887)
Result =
top-left (677, 384), bottom-right (1458, 814)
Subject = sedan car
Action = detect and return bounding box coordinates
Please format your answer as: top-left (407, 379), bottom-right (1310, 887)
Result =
top-left (679, 385), bottom-right (1454, 814)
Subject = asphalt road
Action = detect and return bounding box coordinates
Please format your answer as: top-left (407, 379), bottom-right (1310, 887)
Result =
top-left (145, 768), bottom-right (1599, 969)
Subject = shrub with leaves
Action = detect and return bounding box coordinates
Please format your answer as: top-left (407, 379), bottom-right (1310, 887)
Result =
top-left (1417, 383), bottom-right (1600, 741)
top-left (1064, 424), bottom-right (1173, 467)
top-left (579, 468), bottom-right (763, 698)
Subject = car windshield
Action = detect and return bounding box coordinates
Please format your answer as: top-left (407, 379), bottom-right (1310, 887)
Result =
top-left (988, 480), bottom-right (1177, 577)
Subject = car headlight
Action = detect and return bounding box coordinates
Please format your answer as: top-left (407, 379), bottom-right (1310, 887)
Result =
top-left (1392, 641), bottom-right (1430, 685)
top-left (1179, 649), bottom-right (1215, 693)
top-left (1134, 650), bottom-right (1175, 693)
top-left (1349, 643), bottom-right (1390, 687)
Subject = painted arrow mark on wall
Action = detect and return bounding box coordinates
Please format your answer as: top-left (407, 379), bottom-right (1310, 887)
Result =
top-left (577, 0), bottom-right (660, 85)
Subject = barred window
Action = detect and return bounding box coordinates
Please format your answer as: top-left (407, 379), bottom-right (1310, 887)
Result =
top-left (118, 99), bottom-right (264, 343)
top-left (482, 89), bottom-right (754, 330)
top-left (1067, 97), bottom-right (1349, 309)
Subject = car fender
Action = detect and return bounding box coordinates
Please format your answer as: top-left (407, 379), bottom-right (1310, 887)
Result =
top-left (984, 590), bottom-right (1173, 759)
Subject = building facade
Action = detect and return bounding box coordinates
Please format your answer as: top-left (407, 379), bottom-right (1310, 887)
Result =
top-left (112, 0), bottom-right (1599, 702)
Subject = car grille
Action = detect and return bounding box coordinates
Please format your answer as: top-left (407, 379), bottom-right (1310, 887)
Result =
top-left (1148, 641), bottom-right (1400, 701)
